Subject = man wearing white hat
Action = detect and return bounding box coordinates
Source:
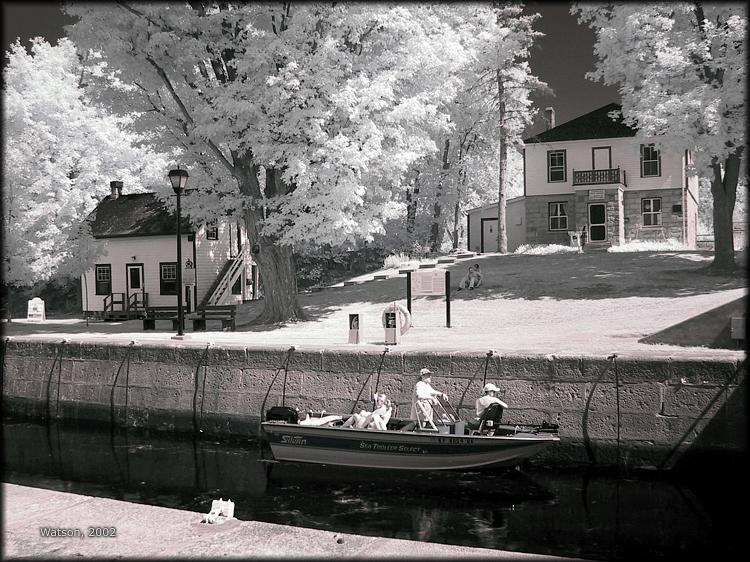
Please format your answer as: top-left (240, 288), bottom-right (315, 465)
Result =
top-left (409, 368), bottom-right (448, 425)
top-left (475, 382), bottom-right (508, 418)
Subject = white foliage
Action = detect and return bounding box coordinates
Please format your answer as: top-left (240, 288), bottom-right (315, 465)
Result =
top-left (2, 38), bottom-right (171, 286)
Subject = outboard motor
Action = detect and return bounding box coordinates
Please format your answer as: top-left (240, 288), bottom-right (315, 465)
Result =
top-left (265, 406), bottom-right (299, 424)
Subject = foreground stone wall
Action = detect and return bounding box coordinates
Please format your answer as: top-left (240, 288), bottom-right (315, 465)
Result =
top-left (2, 340), bottom-right (745, 470)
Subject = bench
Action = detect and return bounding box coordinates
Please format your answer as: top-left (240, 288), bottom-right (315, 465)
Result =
top-left (191, 305), bottom-right (237, 332)
top-left (142, 306), bottom-right (187, 331)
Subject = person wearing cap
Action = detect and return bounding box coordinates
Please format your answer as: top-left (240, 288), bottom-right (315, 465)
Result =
top-left (409, 368), bottom-right (448, 424)
top-left (469, 383), bottom-right (508, 429)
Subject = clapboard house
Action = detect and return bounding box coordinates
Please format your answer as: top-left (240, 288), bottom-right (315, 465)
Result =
top-left (81, 182), bottom-right (255, 320)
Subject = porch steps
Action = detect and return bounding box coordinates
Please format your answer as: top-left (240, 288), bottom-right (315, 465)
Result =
top-left (583, 241), bottom-right (611, 253)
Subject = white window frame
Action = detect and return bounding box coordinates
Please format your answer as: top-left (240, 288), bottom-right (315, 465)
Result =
top-left (549, 202), bottom-right (568, 231)
top-left (642, 197), bottom-right (662, 227)
top-left (641, 144), bottom-right (661, 177)
top-left (547, 150), bottom-right (566, 183)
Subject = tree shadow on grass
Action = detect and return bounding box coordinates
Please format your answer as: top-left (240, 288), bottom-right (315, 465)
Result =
top-left (238, 250), bottom-right (747, 328)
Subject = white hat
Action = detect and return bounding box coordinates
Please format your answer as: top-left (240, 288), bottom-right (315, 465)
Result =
top-left (483, 383), bottom-right (500, 393)
top-left (419, 368), bottom-right (433, 377)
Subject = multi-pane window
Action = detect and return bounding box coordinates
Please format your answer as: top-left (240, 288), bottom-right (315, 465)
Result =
top-left (549, 202), bottom-right (568, 231)
top-left (547, 150), bottom-right (566, 182)
top-left (206, 221), bottom-right (219, 240)
top-left (95, 264), bottom-right (111, 295)
top-left (160, 262), bottom-right (177, 295)
top-left (642, 198), bottom-right (662, 226)
top-left (641, 144), bottom-right (661, 177)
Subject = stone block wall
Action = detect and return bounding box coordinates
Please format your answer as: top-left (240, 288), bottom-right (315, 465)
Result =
top-left (1, 340), bottom-right (745, 471)
top-left (524, 195), bottom-right (576, 246)
top-left (623, 188), bottom-right (686, 242)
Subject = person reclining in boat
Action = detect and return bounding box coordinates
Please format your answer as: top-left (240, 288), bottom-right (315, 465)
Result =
top-left (342, 393), bottom-right (392, 430)
top-left (409, 368), bottom-right (448, 428)
top-left (467, 383), bottom-right (508, 430)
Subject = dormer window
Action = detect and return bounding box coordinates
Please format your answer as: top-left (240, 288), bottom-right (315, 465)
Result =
top-left (206, 221), bottom-right (218, 240)
top-left (547, 150), bottom-right (566, 182)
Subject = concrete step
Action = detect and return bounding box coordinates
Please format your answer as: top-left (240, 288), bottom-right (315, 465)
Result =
top-left (436, 257), bottom-right (456, 264)
top-left (583, 242), bottom-right (611, 253)
top-left (418, 263), bottom-right (437, 269)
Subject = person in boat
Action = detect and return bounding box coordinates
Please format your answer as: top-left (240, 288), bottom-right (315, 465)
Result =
top-left (467, 382), bottom-right (508, 430)
top-left (342, 393), bottom-right (391, 430)
top-left (409, 368), bottom-right (448, 426)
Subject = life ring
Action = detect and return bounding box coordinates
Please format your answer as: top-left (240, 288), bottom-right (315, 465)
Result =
top-left (381, 302), bottom-right (411, 335)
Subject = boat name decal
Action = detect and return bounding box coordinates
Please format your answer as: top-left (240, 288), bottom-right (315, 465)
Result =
top-left (280, 435), bottom-right (307, 446)
top-left (359, 441), bottom-right (424, 454)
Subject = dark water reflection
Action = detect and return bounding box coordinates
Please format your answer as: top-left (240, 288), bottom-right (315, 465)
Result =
top-left (2, 418), bottom-right (742, 561)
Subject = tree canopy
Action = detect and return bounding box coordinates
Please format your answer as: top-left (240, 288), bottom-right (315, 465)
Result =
top-left (2, 37), bottom-right (170, 286)
top-left (573, 2), bottom-right (747, 270)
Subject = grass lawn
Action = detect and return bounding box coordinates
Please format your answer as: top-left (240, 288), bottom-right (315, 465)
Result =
top-left (3, 249), bottom-right (746, 358)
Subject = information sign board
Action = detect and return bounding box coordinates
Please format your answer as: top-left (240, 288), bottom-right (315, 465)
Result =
top-left (589, 189), bottom-right (606, 201)
top-left (410, 270), bottom-right (446, 296)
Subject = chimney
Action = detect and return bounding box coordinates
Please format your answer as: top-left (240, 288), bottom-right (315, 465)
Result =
top-left (544, 107), bottom-right (556, 130)
top-left (110, 180), bottom-right (123, 200)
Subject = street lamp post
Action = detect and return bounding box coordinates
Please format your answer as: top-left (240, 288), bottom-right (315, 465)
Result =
top-left (168, 167), bottom-right (189, 337)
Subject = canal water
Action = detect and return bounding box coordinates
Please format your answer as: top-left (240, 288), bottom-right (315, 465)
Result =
top-left (2, 417), bottom-right (743, 561)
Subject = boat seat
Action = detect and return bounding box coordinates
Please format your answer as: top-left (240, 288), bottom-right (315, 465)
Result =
top-left (473, 403), bottom-right (505, 436)
top-left (299, 414), bottom-right (342, 426)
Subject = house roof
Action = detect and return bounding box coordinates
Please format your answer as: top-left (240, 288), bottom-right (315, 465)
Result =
top-left (524, 103), bottom-right (636, 144)
top-left (466, 196), bottom-right (525, 215)
top-left (87, 192), bottom-right (194, 238)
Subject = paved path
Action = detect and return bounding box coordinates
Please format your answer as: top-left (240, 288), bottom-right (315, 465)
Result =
top-left (2, 484), bottom-right (588, 560)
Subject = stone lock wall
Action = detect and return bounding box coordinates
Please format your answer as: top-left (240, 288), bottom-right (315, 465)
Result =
top-left (1, 340), bottom-right (745, 470)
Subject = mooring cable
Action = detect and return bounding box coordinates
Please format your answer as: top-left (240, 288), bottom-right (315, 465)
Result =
top-left (258, 346), bottom-right (296, 436)
top-left (582, 355), bottom-right (616, 466)
top-left (110, 342), bottom-right (136, 429)
top-left (656, 357), bottom-right (747, 471)
top-left (456, 350), bottom-right (496, 411)
top-left (54, 339), bottom-right (69, 418)
top-left (609, 353), bottom-right (621, 474)
top-left (45, 343), bottom-right (64, 421)
top-left (350, 348), bottom-right (388, 415)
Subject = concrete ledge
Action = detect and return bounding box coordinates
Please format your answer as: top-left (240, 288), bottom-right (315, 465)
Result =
top-left (2, 483), bottom-right (585, 560)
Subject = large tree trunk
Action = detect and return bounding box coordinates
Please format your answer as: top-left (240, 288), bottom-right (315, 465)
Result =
top-left (709, 154), bottom-right (740, 272)
top-left (406, 170), bottom-right (419, 235)
top-left (496, 70), bottom-right (508, 254)
top-left (429, 139), bottom-right (451, 253)
top-left (233, 153), bottom-right (305, 324)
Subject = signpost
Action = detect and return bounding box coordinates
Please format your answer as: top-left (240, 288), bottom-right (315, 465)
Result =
top-left (407, 270), bottom-right (451, 328)
top-left (27, 297), bottom-right (46, 322)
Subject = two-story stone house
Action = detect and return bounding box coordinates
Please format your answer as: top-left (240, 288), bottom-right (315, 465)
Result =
top-left (467, 103), bottom-right (698, 252)
top-left (81, 181), bottom-right (257, 320)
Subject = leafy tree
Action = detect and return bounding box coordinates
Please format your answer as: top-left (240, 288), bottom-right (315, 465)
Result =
top-left (1, 38), bottom-right (169, 294)
top-left (573, 3), bottom-right (746, 271)
top-left (65, 3), bottom-right (474, 323)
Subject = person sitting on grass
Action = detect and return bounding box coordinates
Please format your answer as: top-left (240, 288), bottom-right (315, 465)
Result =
top-left (457, 264), bottom-right (483, 290)
top-left (342, 393), bottom-right (391, 430)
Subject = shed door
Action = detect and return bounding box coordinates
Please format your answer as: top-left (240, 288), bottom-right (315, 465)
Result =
top-left (482, 219), bottom-right (498, 252)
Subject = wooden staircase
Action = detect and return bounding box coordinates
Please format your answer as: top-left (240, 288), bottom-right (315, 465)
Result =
top-left (200, 254), bottom-right (245, 307)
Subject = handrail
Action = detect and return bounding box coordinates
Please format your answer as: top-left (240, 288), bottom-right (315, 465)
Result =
top-left (207, 254), bottom-right (245, 306)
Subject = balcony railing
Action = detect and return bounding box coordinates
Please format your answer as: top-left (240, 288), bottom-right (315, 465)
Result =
top-left (572, 167), bottom-right (627, 187)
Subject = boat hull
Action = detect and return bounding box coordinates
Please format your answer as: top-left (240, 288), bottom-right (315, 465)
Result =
top-left (261, 422), bottom-right (559, 471)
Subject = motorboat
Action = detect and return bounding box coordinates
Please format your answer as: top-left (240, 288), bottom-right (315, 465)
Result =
top-left (258, 347), bottom-right (559, 471)
top-left (260, 397), bottom-right (559, 471)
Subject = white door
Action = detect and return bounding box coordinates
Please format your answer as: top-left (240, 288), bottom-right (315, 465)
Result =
top-left (482, 219), bottom-right (498, 252)
top-left (126, 264), bottom-right (144, 307)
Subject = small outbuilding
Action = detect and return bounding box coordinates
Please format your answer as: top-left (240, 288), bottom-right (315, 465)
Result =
top-left (466, 196), bottom-right (526, 253)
